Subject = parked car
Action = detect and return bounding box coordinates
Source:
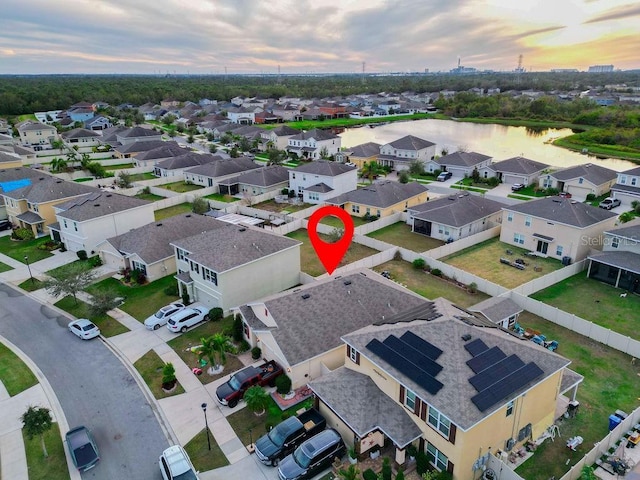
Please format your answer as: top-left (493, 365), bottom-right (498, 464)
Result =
top-left (511, 183), bottom-right (525, 192)
top-left (0, 219), bottom-right (12, 231)
top-left (436, 171), bottom-right (452, 181)
top-left (216, 360), bottom-right (284, 408)
top-left (68, 319), bottom-right (100, 340)
top-left (144, 302), bottom-right (185, 330)
top-left (66, 426), bottom-right (100, 472)
top-left (558, 192), bottom-right (572, 198)
top-left (599, 197), bottom-right (621, 210)
top-left (277, 429), bottom-right (346, 480)
top-left (166, 304), bottom-right (209, 333)
top-left (159, 445), bottom-right (199, 480)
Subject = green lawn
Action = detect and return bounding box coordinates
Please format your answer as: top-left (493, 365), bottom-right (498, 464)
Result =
top-left (0, 236), bottom-right (53, 263)
top-left (85, 276), bottom-right (181, 322)
top-left (160, 181), bottom-right (204, 193)
top-left (128, 172), bottom-right (156, 182)
top-left (18, 277), bottom-right (45, 291)
top-left (450, 185), bottom-right (489, 193)
top-left (320, 214), bottom-right (368, 229)
top-left (103, 163), bottom-right (134, 171)
top-left (0, 260), bottom-right (13, 273)
top-left (154, 203), bottom-right (193, 221)
top-left (282, 113), bottom-right (431, 131)
top-left (134, 192), bottom-right (164, 201)
top-left (23, 423), bottom-right (70, 480)
top-left (133, 350), bottom-right (185, 399)
top-left (530, 273), bottom-right (640, 338)
top-left (366, 222), bottom-right (444, 252)
top-left (54, 296), bottom-right (129, 337)
top-left (45, 259), bottom-right (91, 279)
top-left (286, 229), bottom-right (379, 277)
top-left (253, 199), bottom-right (313, 214)
top-left (0, 341), bottom-right (38, 396)
top-left (372, 260), bottom-right (489, 308)
top-left (514, 311), bottom-right (640, 480)
top-left (204, 193), bottom-right (237, 203)
top-left (184, 428), bottom-right (229, 472)
top-left (73, 177), bottom-right (94, 182)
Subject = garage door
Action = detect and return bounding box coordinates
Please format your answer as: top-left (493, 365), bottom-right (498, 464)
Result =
top-left (566, 185), bottom-right (592, 198)
top-left (503, 174), bottom-right (525, 185)
top-left (446, 167), bottom-right (468, 178)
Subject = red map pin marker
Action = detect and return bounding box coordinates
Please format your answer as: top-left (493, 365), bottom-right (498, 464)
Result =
top-left (307, 205), bottom-right (355, 275)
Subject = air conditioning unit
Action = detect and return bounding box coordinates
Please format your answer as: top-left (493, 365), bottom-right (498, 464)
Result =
top-left (505, 438), bottom-right (515, 451)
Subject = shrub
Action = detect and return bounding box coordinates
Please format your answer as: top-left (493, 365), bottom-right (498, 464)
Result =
top-left (164, 284), bottom-right (179, 296)
top-left (382, 457), bottom-right (392, 480)
top-left (238, 340), bottom-right (250, 353)
top-left (396, 470), bottom-right (405, 480)
top-left (209, 307), bottom-right (223, 322)
top-left (406, 444), bottom-right (418, 458)
top-left (412, 258), bottom-right (426, 270)
top-left (251, 346), bottom-right (262, 360)
top-left (162, 362), bottom-right (176, 385)
top-left (431, 268), bottom-right (442, 277)
top-left (181, 291), bottom-right (190, 306)
top-left (398, 171), bottom-right (411, 183)
top-left (436, 471), bottom-right (453, 480)
top-left (363, 469), bottom-right (378, 480)
top-left (12, 227), bottom-right (34, 240)
top-left (281, 188), bottom-right (289, 195)
top-left (88, 256), bottom-right (103, 268)
top-left (393, 250), bottom-right (403, 261)
top-left (486, 176), bottom-right (500, 187)
top-left (275, 374), bottom-right (292, 395)
top-left (468, 282), bottom-right (478, 294)
top-left (233, 314), bottom-right (244, 342)
top-left (416, 451), bottom-right (429, 475)
top-left (77, 250), bottom-right (88, 260)
top-left (130, 268), bottom-right (146, 285)
top-left (586, 193), bottom-right (596, 201)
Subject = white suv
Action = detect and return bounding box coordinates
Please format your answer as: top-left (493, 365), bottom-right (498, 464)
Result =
top-left (166, 304), bottom-right (210, 333)
top-left (144, 303), bottom-right (185, 330)
top-left (159, 445), bottom-right (199, 480)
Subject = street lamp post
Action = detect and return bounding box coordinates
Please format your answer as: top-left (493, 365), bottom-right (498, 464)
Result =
top-left (24, 256), bottom-right (34, 284)
top-left (201, 403), bottom-right (211, 451)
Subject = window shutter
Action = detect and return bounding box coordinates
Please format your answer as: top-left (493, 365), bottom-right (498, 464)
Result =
top-left (420, 402), bottom-right (427, 421)
top-left (355, 352), bottom-right (360, 365)
top-left (447, 461), bottom-right (454, 474)
top-left (399, 385), bottom-right (405, 404)
top-left (347, 345), bottom-right (351, 358)
top-left (448, 424), bottom-right (457, 444)
top-left (413, 397), bottom-right (421, 416)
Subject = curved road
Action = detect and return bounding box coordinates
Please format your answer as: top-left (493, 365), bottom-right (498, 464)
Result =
top-left (0, 284), bottom-right (169, 479)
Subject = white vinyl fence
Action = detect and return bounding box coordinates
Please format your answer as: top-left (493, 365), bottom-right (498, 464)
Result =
top-left (511, 260), bottom-right (587, 296)
top-left (354, 212), bottom-right (405, 235)
top-left (427, 226), bottom-right (501, 259)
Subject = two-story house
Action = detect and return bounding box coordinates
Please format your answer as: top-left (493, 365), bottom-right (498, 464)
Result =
top-left (132, 142), bottom-right (187, 166)
top-left (259, 125), bottom-right (300, 151)
top-left (226, 106), bottom-right (259, 124)
top-left (61, 128), bottom-right (102, 148)
top-left (51, 191), bottom-right (154, 253)
top-left (154, 152), bottom-right (221, 177)
top-left (538, 163), bottom-right (617, 198)
top-left (338, 142), bottom-right (381, 169)
top-left (115, 126), bottom-right (163, 146)
top-left (610, 166), bottom-right (640, 205)
top-left (286, 128), bottom-right (342, 160)
top-left (84, 115), bottom-right (113, 131)
top-left (378, 135), bottom-right (436, 172)
top-left (270, 104), bottom-right (301, 122)
top-left (500, 196), bottom-right (618, 262)
top-left (16, 121), bottom-right (58, 150)
top-left (171, 224), bottom-right (301, 313)
top-left (289, 161), bottom-right (357, 205)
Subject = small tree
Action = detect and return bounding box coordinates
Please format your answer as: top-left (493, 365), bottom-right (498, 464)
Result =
top-left (209, 144), bottom-right (218, 153)
top-left (187, 134), bottom-right (194, 144)
top-left (196, 334), bottom-right (231, 373)
top-left (89, 290), bottom-right (122, 317)
top-left (251, 346), bottom-right (262, 360)
top-left (162, 362), bottom-right (177, 389)
top-left (413, 258), bottom-right (426, 270)
top-left (275, 374), bottom-right (292, 395)
top-left (233, 314), bottom-right (244, 342)
top-left (42, 262), bottom-right (96, 304)
top-left (209, 307), bottom-right (223, 322)
top-left (471, 167), bottom-right (480, 183)
top-left (338, 464), bottom-right (361, 480)
top-left (21, 406), bottom-right (53, 458)
top-left (244, 386), bottom-right (269, 415)
top-left (398, 170), bottom-right (410, 183)
top-left (408, 160), bottom-right (425, 176)
top-left (327, 227), bottom-right (344, 244)
top-left (191, 196), bottom-right (210, 215)
top-left (382, 457), bottom-right (392, 480)
top-left (116, 171), bottom-right (133, 188)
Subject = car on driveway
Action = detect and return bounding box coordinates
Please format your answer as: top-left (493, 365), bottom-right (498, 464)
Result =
top-left (558, 192), bottom-right (572, 198)
top-left (68, 319), bottom-right (100, 340)
top-left (599, 197), bottom-right (621, 210)
top-left (144, 302), bottom-right (185, 330)
top-left (511, 183), bottom-right (525, 192)
top-left (0, 219), bottom-right (12, 231)
top-left (166, 304), bottom-right (210, 333)
top-left (66, 426), bottom-right (100, 472)
top-left (277, 429), bottom-right (346, 480)
top-left (159, 445), bottom-right (200, 480)
top-left (436, 171), bottom-right (452, 181)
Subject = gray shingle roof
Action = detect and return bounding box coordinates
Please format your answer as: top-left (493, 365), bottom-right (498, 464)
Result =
top-left (0, 152), bottom-right (21, 164)
top-left (0, 167), bottom-right (45, 185)
top-left (605, 220), bottom-right (640, 241)
top-left (114, 140), bottom-right (169, 155)
top-left (231, 165), bottom-right (289, 187)
top-left (409, 194), bottom-right (506, 227)
top-left (588, 250), bottom-right (640, 275)
top-left (155, 152), bottom-right (220, 171)
top-left (437, 151), bottom-right (492, 167)
top-left (289, 128), bottom-right (339, 141)
top-left (17, 121), bottom-right (56, 132)
top-left (172, 223), bottom-right (300, 273)
top-left (491, 156), bottom-right (548, 174)
top-left (611, 182), bottom-right (640, 194)
top-left (387, 135), bottom-right (434, 151)
top-left (327, 181), bottom-right (427, 208)
top-left (185, 157), bottom-right (260, 178)
top-left (469, 297), bottom-right (523, 324)
top-left (116, 126), bottom-right (162, 139)
top-left (61, 128), bottom-right (101, 140)
top-left (270, 125), bottom-right (299, 136)
top-left (310, 367), bottom-right (423, 447)
top-left (105, 214), bottom-right (227, 264)
top-left (550, 163), bottom-right (617, 185)
top-left (346, 142), bottom-right (382, 158)
top-left (55, 191), bottom-right (151, 222)
top-left (132, 142), bottom-right (185, 160)
top-left (4, 176), bottom-right (97, 203)
top-left (16, 211), bottom-right (44, 224)
top-left (505, 196), bottom-right (616, 227)
top-left (305, 183), bottom-right (333, 193)
top-left (293, 160), bottom-right (356, 176)
top-left (343, 317), bottom-right (570, 430)
top-left (621, 166), bottom-right (640, 176)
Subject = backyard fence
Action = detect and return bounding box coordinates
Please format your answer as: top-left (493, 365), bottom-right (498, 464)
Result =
top-left (426, 226), bottom-right (501, 259)
top-left (511, 260), bottom-right (587, 296)
top-left (318, 248), bottom-right (398, 279)
top-left (424, 256), bottom-right (510, 298)
top-left (353, 234), bottom-right (397, 252)
top-left (354, 212), bottom-right (405, 235)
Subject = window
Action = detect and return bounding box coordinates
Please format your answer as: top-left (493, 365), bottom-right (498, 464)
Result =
top-left (63, 219), bottom-right (68, 228)
top-left (177, 248), bottom-right (188, 261)
top-left (242, 321), bottom-right (249, 338)
top-left (292, 173), bottom-right (296, 179)
top-left (426, 443), bottom-right (448, 471)
top-left (131, 261), bottom-right (147, 275)
top-left (506, 401), bottom-right (514, 417)
top-left (524, 216), bottom-right (531, 227)
top-left (619, 175), bottom-right (627, 184)
top-left (632, 178), bottom-right (637, 186)
top-left (351, 205), bottom-right (360, 214)
top-left (513, 233), bottom-right (525, 245)
top-left (612, 237), bottom-right (619, 249)
top-left (404, 389), bottom-right (416, 411)
top-left (578, 177), bottom-right (584, 184)
top-left (556, 245), bottom-right (563, 256)
top-left (202, 267), bottom-right (217, 286)
top-left (73, 222), bottom-right (78, 231)
top-left (507, 212), bottom-right (513, 222)
top-left (349, 346), bottom-right (358, 363)
top-left (190, 261), bottom-right (199, 274)
top-left (428, 406), bottom-right (451, 437)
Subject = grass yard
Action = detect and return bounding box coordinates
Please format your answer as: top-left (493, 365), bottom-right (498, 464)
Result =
top-left (367, 222), bottom-right (445, 252)
top-left (373, 260), bottom-right (489, 308)
top-left (128, 172), bottom-right (157, 182)
top-left (227, 397), bottom-right (314, 448)
top-left (45, 259), bottom-right (91, 279)
top-left (18, 277), bottom-right (45, 291)
top-left (184, 428), bottom-right (229, 472)
top-left (0, 260), bottom-right (13, 273)
top-left (85, 276), bottom-right (181, 322)
top-left (160, 181), bottom-right (204, 193)
top-left (54, 296), bottom-right (129, 337)
top-left (134, 192), bottom-right (164, 201)
top-left (530, 273), bottom-right (640, 339)
top-left (133, 350), bottom-right (185, 399)
top-left (514, 311), bottom-right (640, 480)
top-left (154, 203), bottom-right (193, 221)
top-left (0, 341), bottom-right (38, 396)
top-left (204, 193), bottom-right (237, 203)
top-left (441, 237), bottom-right (563, 289)
top-left (253, 199), bottom-right (312, 214)
top-left (23, 423), bottom-right (70, 480)
top-left (286, 229), bottom-right (379, 277)
top-left (102, 163), bottom-right (134, 171)
top-left (73, 177), bottom-right (94, 182)
top-left (0, 236), bottom-right (53, 263)
top-left (320, 214), bottom-right (368, 229)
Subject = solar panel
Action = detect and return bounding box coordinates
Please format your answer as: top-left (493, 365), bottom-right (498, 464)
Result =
top-left (467, 346), bottom-right (507, 373)
top-left (464, 338), bottom-right (488, 357)
top-left (471, 362), bottom-right (544, 411)
top-left (383, 335), bottom-right (443, 377)
top-left (399, 331), bottom-right (443, 360)
top-left (469, 355), bottom-right (524, 392)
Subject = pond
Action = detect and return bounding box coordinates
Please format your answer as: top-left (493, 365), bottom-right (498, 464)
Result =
top-left (339, 119), bottom-right (636, 172)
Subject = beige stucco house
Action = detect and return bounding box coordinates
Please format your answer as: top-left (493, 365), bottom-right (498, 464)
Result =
top-left (338, 142), bottom-right (381, 169)
top-left (259, 125), bottom-right (300, 151)
top-left (538, 163), bottom-right (617, 198)
top-left (17, 121), bottom-right (58, 149)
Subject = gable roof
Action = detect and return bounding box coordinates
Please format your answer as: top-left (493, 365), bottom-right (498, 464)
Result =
top-left (61, 128), bottom-right (101, 140)
top-left (505, 196), bottom-right (616, 227)
top-left (326, 181), bottom-right (427, 208)
top-left (346, 142), bottom-right (382, 158)
top-left (185, 156), bottom-right (260, 178)
top-left (17, 121), bottom-right (56, 132)
top-left (386, 135), bottom-right (435, 151)
top-left (605, 219), bottom-right (640, 241)
top-left (293, 160), bottom-right (356, 176)
top-left (269, 125), bottom-right (300, 136)
top-left (437, 151), bottom-right (492, 167)
top-left (621, 166), bottom-right (640, 176)
top-left (410, 193), bottom-right (506, 227)
top-left (132, 142), bottom-right (186, 160)
top-left (469, 297), bottom-right (523, 324)
top-left (155, 152), bottom-right (220, 171)
top-left (289, 128), bottom-right (339, 141)
top-left (550, 163), bottom-right (617, 185)
top-left (0, 152), bottom-right (22, 165)
top-left (116, 126), bottom-right (162, 139)
top-left (230, 165), bottom-right (289, 187)
top-left (55, 191), bottom-right (150, 222)
top-left (3, 176), bottom-right (97, 203)
top-left (491, 156), bottom-right (549, 175)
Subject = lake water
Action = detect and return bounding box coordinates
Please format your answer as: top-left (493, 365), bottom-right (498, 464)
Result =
top-left (339, 119), bottom-right (636, 172)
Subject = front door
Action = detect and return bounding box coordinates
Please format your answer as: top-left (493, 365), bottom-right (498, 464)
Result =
top-left (536, 240), bottom-right (548, 254)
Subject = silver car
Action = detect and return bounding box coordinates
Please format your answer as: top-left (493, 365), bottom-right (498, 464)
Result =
top-left (144, 303), bottom-right (185, 330)
top-left (159, 445), bottom-right (199, 480)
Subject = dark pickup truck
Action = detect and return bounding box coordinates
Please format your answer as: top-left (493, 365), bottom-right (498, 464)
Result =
top-left (66, 426), bottom-right (100, 472)
top-left (216, 360), bottom-right (283, 408)
top-left (255, 408), bottom-right (326, 466)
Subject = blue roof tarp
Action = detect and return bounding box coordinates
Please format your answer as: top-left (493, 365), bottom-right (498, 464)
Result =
top-left (0, 179), bottom-right (31, 192)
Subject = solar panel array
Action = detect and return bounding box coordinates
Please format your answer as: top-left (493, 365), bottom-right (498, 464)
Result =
top-left (465, 339), bottom-right (545, 412)
top-left (366, 332), bottom-right (444, 395)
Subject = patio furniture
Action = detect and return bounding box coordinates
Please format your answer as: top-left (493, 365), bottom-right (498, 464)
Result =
top-left (566, 436), bottom-right (583, 450)
top-left (524, 328), bottom-right (540, 339)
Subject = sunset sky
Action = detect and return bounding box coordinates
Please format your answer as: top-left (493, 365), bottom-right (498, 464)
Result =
top-left (1, 0), bottom-right (639, 74)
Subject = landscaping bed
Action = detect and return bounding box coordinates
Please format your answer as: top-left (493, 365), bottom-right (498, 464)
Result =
top-left (366, 222), bottom-right (444, 252)
top-left (133, 350), bottom-right (185, 399)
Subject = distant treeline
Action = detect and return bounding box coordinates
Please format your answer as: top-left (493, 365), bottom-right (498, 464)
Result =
top-left (0, 71), bottom-right (639, 116)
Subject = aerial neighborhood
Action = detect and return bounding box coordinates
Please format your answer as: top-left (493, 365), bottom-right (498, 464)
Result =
top-left (0, 84), bottom-right (639, 480)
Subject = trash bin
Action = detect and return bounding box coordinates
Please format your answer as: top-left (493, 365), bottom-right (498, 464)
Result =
top-left (610, 414), bottom-right (622, 431)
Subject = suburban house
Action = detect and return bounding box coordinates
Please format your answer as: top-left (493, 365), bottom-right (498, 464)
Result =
top-left (538, 163), bottom-right (617, 198)
top-left (338, 142), bottom-right (381, 169)
top-left (326, 181), bottom-right (429, 218)
top-left (270, 104), bottom-right (301, 122)
top-left (431, 151), bottom-right (492, 178)
top-left (16, 121), bottom-right (58, 149)
top-left (115, 126), bottom-right (163, 146)
top-left (485, 157), bottom-right (549, 186)
top-left (289, 161), bottom-right (358, 205)
top-left (154, 152), bottom-right (221, 177)
top-left (217, 165), bottom-right (289, 198)
top-left (183, 157), bottom-right (261, 190)
top-left (469, 297), bottom-right (523, 329)
top-left (407, 193), bottom-right (505, 242)
top-left (51, 191), bottom-right (154, 253)
top-left (132, 142), bottom-right (187, 167)
top-left (0, 145), bottom-right (37, 164)
top-left (310, 305), bottom-right (577, 479)
top-left (586, 219), bottom-right (640, 294)
top-left (500, 196), bottom-right (618, 262)
top-left (97, 213), bottom-right (226, 283)
top-left (259, 125), bottom-right (300, 150)
top-left (60, 128), bottom-right (102, 148)
top-left (0, 167), bottom-right (47, 222)
top-left (2, 176), bottom-right (97, 237)
top-left (378, 135), bottom-right (437, 172)
top-left (0, 151), bottom-right (23, 169)
top-left (226, 106), bottom-right (259, 124)
top-left (84, 115), bottom-right (113, 131)
top-left (171, 224), bottom-right (301, 313)
top-left (286, 128), bottom-right (342, 160)
top-left (610, 166), bottom-right (640, 205)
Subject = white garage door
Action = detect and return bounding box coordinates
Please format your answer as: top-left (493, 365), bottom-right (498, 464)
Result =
top-left (566, 185), bottom-right (592, 197)
top-left (503, 174), bottom-right (525, 185)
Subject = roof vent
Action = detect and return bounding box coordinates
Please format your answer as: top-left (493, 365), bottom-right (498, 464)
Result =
top-left (461, 334), bottom-right (472, 341)
top-left (106, 194), bottom-right (112, 197)
top-left (239, 227), bottom-right (246, 232)
top-left (185, 214), bottom-right (191, 218)
top-left (56, 180), bottom-right (62, 183)
top-left (156, 223), bottom-right (163, 227)
top-left (301, 293), bottom-right (311, 300)
top-left (93, 204), bottom-right (100, 207)
top-left (343, 280), bottom-right (352, 286)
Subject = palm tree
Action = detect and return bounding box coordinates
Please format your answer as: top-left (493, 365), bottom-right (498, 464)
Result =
top-left (21, 406), bottom-right (53, 457)
top-left (196, 334), bottom-right (230, 374)
top-left (49, 157), bottom-right (68, 173)
top-left (244, 385), bottom-right (269, 415)
top-left (359, 161), bottom-right (385, 184)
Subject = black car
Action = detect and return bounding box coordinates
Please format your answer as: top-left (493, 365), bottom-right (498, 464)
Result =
top-left (66, 426), bottom-right (100, 472)
top-left (0, 219), bottom-right (12, 231)
top-left (278, 429), bottom-right (345, 480)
